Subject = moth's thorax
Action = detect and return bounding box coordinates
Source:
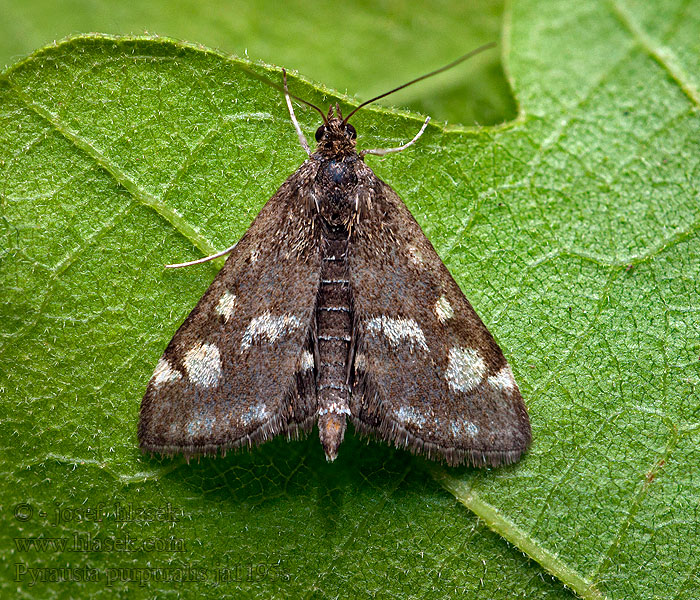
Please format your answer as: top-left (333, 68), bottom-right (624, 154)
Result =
top-left (309, 112), bottom-right (365, 226)
top-left (313, 154), bottom-right (362, 226)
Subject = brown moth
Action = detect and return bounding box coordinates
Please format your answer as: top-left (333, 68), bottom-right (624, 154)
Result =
top-left (138, 45), bottom-right (531, 466)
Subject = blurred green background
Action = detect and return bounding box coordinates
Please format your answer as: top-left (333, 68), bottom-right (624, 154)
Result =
top-left (0, 0), bottom-right (517, 125)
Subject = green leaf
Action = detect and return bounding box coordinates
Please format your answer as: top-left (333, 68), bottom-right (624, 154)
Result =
top-left (1, 2), bottom-right (699, 599)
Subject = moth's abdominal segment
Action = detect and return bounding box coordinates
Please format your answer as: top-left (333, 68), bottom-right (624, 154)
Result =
top-left (316, 232), bottom-right (352, 460)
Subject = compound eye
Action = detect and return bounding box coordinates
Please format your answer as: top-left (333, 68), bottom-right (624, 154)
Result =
top-left (346, 123), bottom-right (357, 139)
top-left (315, 125), bottom-right (326, 142)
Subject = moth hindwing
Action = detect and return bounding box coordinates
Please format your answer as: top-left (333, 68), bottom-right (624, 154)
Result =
top-left (139, 104), bottom-right (531, 467)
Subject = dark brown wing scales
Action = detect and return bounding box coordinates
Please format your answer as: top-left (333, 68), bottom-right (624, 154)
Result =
top-left (138, 161), bottom-right (322, 457)
top-left (348, 176), bottom-right (531, 467)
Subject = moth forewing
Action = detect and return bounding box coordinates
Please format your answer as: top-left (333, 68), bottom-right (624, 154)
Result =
top-left (347, 181), bottom-right (530, 467)
top-left (138, 165), bottom-right (323, 457)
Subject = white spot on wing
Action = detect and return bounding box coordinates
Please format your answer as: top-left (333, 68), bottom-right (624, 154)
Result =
top-left (408, 245), bottom-right (423, 266)
top-left (186, 414), bottom-right (217, 438)
top-left (250, 249), bottom-right (259, 263)
top-left (183, 342), bottom-right (222, 388)
top-left (365, 316), bottom-right (429, 353)
top-left (395, 406), bottom-right (426, 428)
top-left (152, 358), bottom-right (182, 386)
top-left (301, 350), bottom-right (314, 371)
top-left (445, 346), bottom-right (486, 392)
top-left (451, 420), bottom-right (479, 438)
top-left (215, 291), bottom-right (237, 322)
top-left (434, 295), bottom-right (454, 323)
top-left (240, 402), bottom-right (268, 426)
top-left (240, 312), bottom-right (302, 351)
top-left (488, 365), bottom-right (517, 393)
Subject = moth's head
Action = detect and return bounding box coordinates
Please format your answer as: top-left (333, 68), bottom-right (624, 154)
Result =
top-left (314, 104), bottom-right (357, 155)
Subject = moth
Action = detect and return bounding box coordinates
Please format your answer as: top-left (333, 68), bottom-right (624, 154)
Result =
top-left (139, 46), bottom-right (531, 467)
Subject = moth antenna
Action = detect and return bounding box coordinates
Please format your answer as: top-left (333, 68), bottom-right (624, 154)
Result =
top-left (165, 242), bottom-right (238, 268)
top-left (239, 63), bottom-right (326, 123)
top-left (343, 41), bottom-right (496, 123)
top-left (283, 68), bottom-right (312, 156)
top-left (360, 116), bottom-right (431, 158)
top-left (265, 69), bottom-right (327, 122)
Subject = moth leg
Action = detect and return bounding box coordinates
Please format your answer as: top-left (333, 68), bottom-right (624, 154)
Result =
top-left (283, 68), bottom-right (311, 156)
top-left (360, 117), bottom-right (430, 157)
top-left (164, 243), bottom-right (238, 269)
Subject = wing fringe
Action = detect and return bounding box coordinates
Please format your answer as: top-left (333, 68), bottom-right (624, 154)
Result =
top-left (351, 376), bottom-right (529, 467)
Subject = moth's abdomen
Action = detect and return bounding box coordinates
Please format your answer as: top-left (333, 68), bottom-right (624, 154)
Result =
top-left (316, 234), bottom-right (352, 460)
